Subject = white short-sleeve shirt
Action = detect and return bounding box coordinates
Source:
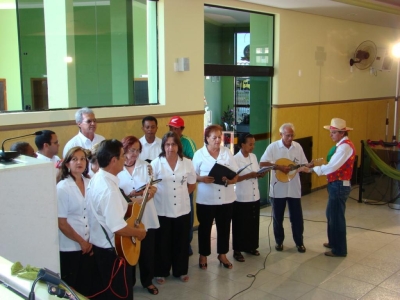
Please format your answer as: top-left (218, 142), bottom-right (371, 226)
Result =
top-left (36, 152), bottom-right (61, 164)
top-left (139, 136), bottom-right (162, 162)
top-left (234, 151), bottom-right (260, 202)
top-left (117, 159), bottom-right (160, 230)
top-left (87, 169), bottom-right (128, 248)
top-left (192, 146), bottom-right (238, 205)
top-left (57, 176), bottom-right (90, 251)
top-left (260, 139), bottom-right (308, 198)
top-left (151, 156), bottom-right (196, 218)
top-left (63, 131), bottom-right (105, 158)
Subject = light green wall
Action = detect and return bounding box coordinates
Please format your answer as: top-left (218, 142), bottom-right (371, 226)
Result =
top-left (0, 8), bottom-right (22, 110)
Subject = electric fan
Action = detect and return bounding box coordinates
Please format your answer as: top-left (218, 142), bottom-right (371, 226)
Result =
top-left (349, 40), bottom-right (377, 70)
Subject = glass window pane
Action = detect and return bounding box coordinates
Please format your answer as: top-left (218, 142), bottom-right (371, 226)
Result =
top-left (9, 0), bottom-right (157, 111)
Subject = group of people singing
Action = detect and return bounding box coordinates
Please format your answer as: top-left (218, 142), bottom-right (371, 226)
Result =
top-left (54, 106), bottom-right (355, 299)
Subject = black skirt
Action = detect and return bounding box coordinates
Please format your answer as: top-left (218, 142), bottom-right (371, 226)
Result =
top-left (232, 200), bottom-right (260, 251)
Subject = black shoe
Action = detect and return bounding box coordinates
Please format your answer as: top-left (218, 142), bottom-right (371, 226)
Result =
top-left (275, 244), bottom-right (283, 251)
top-left (297, 245), bottom-right (306, 253)
top-left (188, 247), bottom-right (193, 256)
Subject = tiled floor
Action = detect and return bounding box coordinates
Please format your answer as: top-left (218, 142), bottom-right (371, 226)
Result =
top-left (134, 188), bottom-right (400, 300)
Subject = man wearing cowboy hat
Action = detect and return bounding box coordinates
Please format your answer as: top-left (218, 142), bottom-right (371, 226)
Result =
top-left (300, 118), bottom-right (355, 257)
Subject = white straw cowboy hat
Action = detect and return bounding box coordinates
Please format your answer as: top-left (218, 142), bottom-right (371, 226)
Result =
top-left (323, 118), bottom-right (353, 131)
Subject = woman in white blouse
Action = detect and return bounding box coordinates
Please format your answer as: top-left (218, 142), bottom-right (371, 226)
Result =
top-left (232, 133), bottom-right (268, 262)
top-left (151, 132), bottom-right (196, 285)
top-left (57, 146), bottom-right (93, 296)
top-left (117, 135), bottom-right (160, 295)
top-left (192, 125), bottom-right (239, 270)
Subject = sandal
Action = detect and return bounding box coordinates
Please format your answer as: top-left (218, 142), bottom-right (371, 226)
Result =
top-left (245, 249), bottom-right (260, 256)
top-left (155, 277), bottom-right (165, 285)
top-left (233, 251), bottom-right (245, 262)
top-left (217, 254), bottom-right (233, 269)
top-left (146, 285), bottom-right (159, 295)
top-left (180, 275), bottom-right (189, 282)
top-left (199, 255), bottom-right (207, 270)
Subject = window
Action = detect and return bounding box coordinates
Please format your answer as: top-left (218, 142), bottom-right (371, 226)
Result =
top-left (1, 0), bottom-right (158, 111)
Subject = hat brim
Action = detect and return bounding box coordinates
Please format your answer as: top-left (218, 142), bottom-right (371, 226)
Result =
top-left (323, 125), bottom-right (353, 131)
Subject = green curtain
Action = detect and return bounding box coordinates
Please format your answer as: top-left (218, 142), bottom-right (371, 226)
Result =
top-left (363, 140), bottom-right (400, 181)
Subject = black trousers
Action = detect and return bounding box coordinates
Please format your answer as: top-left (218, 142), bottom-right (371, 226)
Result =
top-left (196, 202), bottom-right (233, 256)
top-left (154, 213), bottom-right (190, 277)
top-left (133, 228), bottom-right (156, 287)
top-left (92, 245), bottom-right (133, 300)
top-left (232, 200), bottom-right (260, 252)
top-left (59, 250), bottom-right (96, 297)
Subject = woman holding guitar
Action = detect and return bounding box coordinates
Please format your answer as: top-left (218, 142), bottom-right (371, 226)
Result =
top-left (118, 136), bottom-right (160, 295)
top-left (151, 132), bottom-right (197, 285)
top-left (57, 146), bottom-right (94, 296)
top-left (232, 133), bottom-right (268, 262)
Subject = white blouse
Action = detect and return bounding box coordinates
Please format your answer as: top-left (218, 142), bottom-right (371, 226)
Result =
top-left (117, 159), bottom-right (160, 230)
top-left (151, 156), bottom-right (196, 218)
top-left (57, 176), bottom-right (90, 251)
top-left (192, 146), bottom-right (238, 205)
top-left (234, 151), bottom-right (260, 202)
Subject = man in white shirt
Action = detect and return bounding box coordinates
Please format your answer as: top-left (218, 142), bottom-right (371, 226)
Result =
top-left (260, 123), bottom-right (312, 253)
top-left (35, 130), bottom-right (61, 164)
top-left (139, 116), bottom-right (162, 162)
top-left (87, 139), bottom-right (146, 299)
top-left (63, 107), bottom-right (105, 158)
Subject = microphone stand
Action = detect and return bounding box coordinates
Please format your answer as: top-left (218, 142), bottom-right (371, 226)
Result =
top-left (0, 131), bottom-right (42, 161)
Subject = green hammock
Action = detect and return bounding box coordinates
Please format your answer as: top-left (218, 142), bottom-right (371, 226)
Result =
top-left (362, 140), bottom-right (400, 181)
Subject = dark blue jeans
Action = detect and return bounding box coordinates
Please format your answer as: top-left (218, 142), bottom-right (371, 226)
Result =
top-left (270, 197), bottom-right (304, 246)
top-left (326, 181), bottom-right (350, 256)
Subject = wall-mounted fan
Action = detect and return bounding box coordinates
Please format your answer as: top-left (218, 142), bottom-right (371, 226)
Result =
top-left (349, 40), bottom-right (377, 70)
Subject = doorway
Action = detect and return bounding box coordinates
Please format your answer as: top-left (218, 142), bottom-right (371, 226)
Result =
top-left (31, 78), bottom-right (48, 110)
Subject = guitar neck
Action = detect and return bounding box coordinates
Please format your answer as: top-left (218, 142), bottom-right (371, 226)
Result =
top-left (136, 180), bottom-right (152, 224)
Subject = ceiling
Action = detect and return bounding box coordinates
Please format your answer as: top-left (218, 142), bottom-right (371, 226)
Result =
top-left (206, 0), bottom-right (400, 29)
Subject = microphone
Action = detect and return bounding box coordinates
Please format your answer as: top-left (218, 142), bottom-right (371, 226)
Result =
top-left (0, 131), bottom-right (43, 161)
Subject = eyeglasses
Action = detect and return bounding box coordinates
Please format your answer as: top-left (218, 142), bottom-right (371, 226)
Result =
top-left (83, 119), bottom-right (97, 124)
top-left (127, 148), bottom-right (140, 154)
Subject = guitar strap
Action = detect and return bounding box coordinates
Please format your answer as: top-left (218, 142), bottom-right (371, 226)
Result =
top-left (89, 196), bottom-right (117, 253)
top-left (119, 188), bottom-right (132, 203)
top-left (100, 224), bottom-right (116, 251)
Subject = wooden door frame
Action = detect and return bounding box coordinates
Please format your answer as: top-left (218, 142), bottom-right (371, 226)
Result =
top-left (0, 79), bottom-right (7, 111)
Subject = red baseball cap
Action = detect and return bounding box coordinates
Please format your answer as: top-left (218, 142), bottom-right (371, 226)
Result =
top-left (168, 116), bottom-right (184, 128)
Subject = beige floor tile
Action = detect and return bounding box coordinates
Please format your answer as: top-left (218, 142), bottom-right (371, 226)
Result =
top-left (318, 274), bottom-right (375, 298)
top-left (338, 263), bottom-right (394, 285)
top-left (360, 286), bottom-right (400, 300)
top-left (297, 287), bottom-right (353, 300)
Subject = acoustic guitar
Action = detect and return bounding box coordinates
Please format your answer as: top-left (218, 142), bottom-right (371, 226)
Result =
top-left (275, 158), bottom-right (323, 183)
top-left (115, 165), bottom-right (153, 266)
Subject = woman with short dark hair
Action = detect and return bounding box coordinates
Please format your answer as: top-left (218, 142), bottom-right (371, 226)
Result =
top-left (151, 132), bottom-right (196, 284)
